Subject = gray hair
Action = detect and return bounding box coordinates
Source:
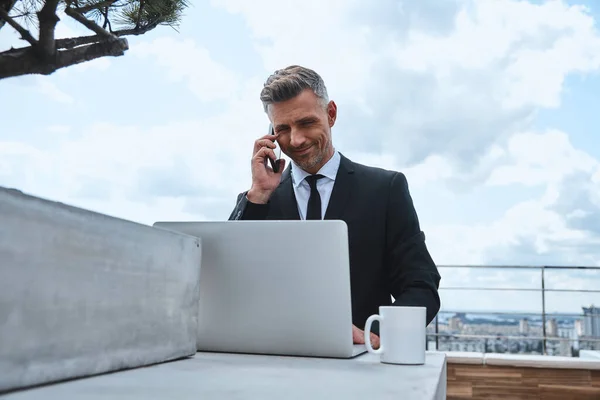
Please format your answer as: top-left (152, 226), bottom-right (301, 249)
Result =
top-left (260, 65), bottom-right (329, 113)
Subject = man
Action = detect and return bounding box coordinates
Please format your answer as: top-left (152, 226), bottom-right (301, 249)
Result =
top-left (229, 65), bottom-right (441, 349)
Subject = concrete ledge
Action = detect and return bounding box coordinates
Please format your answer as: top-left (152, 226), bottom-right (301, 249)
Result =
top-left (0, 352), bottom-right (449, 400)
top-left (484, 353), bottom-right (600, 370)
top-left (0, 187), bottom-right (202, 393)
top-left (440, 351), bottom-right (484, 365)
top-left (580, 350), bottom-right (600, 360)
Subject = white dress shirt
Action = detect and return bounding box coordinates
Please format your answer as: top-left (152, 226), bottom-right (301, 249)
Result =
top-left (290, 150), bottom-right (341, 219)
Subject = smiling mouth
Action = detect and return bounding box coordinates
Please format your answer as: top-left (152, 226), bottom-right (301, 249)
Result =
top-left (294, 145), bottom-right (313, 156)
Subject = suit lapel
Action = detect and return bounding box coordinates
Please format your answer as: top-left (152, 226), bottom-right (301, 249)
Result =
top-left (324, 153), bottom-right (355, 220)
top-left (275, 165), bottom-right (300, 219)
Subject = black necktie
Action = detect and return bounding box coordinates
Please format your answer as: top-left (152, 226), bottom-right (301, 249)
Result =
top-left (305, 174), bottom-right (324, 220)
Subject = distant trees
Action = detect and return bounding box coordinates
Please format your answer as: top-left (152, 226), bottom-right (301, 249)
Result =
top-left (0, 0), bottom-right (188, 79)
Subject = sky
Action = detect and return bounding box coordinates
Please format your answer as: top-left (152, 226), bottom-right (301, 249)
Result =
top-left (1, 0), bottom-right (599, 315)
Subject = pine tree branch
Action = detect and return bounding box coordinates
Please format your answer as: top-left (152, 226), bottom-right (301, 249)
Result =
top-left (135, 0), bottom-right (144, 29)
top-left (37, 0), bottom-right (61, 59)
top-left (0, 0), bottom-right (17, 31)
top-left (0, 37), bottom-right (128, 79)
top-left (102, 6), bottom-right (111, 30)
top-left (0, 7), bottom-right (38, 45)
top-left (54, 34), bottom-right (99, 48)
top-left (54, 20), bottom-right (160, 49)
top-left (0, 0), bottom-right (188, 80)
top-left (64, 4), bottom-right (115, 39)
top-left (75, 0), bottom-right (118, 14)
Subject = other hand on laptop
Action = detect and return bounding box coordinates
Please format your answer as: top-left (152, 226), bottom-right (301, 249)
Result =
top-left (353, 324), bottom-right (380, 349)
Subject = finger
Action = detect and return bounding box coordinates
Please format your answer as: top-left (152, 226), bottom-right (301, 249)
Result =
top-left (255, 132), bottom-right (279, 142)
top-left (253, 134), bottom-right (279, 154)
top-left (370, 333), bottom-right (380, 349)
top-left (253, 141), bottom-right (277, 158)
top-left (261, 138), bottom-right (278, 147)
top-left (353, 335), bottom-right (365, 344)
top-left (253, 147), bottom-right (278, 165)
top-left (352, 325), bottom-right (365, 344)
top-left (253, 139), bottom-right (277, 152)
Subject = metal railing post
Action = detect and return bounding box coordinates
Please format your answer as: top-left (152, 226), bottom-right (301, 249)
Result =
top-left (435, 315), bottom-right (439, 350)
top-left (541, 266), bottom-right (547, 355)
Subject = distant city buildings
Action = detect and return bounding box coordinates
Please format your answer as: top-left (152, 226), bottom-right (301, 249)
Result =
top-left (448, 315), bottom-right (462, 331)
top-left (582, 305), bottom-right (600, 337)
top-left (427, 304), bottom-right (600, 357)
top-left (575, 319), bottom-right (584, 336)
top-left (519, 318), bottom-right (529, 335)
top-left (546, 318), bottom-right (557, 336)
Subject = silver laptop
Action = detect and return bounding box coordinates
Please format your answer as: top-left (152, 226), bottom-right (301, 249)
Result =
top-left (152, 219), bottom-right (366, 359)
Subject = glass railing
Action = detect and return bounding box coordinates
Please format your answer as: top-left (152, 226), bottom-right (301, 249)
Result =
top-left (426, 265), bottom-right (600, 357)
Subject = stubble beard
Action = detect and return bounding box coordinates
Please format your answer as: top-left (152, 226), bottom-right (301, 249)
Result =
top-left (297, 149), bottom-right (324, 171)
top-left (296, 138), bottom-right (332, 172)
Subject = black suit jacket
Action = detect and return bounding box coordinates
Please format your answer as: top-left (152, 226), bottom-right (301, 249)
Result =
top-left (228, 153), bottom-right (441, 331)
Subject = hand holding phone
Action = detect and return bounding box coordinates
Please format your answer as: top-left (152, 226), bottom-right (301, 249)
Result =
top-left (247, 124), bottom-right (285, 204)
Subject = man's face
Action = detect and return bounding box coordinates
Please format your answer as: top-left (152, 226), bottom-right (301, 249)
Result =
top-left (268, 89), bottom-right (337, 174)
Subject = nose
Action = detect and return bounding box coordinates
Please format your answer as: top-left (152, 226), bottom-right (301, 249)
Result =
top-left (289, 128), bottom-right (307, 149)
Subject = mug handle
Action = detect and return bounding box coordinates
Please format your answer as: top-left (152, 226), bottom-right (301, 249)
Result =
top-left (364, 314), bottom-right (382, 354)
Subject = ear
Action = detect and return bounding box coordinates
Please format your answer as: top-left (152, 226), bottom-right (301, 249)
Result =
top-left (327, 100), bottom-right (337, 127)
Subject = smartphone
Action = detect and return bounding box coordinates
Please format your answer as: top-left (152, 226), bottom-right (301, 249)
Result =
top-left (268, 123), bottom-right (281, 173)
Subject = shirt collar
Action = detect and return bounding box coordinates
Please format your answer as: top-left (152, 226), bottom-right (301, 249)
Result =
top-left (291, 149), bottom-right (341, 188)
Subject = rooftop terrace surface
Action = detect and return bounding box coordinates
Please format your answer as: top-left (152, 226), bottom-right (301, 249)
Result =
top-left (2, 351), bottom-right (447, 400)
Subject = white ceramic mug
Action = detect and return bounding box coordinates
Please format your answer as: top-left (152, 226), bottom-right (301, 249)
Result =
top-left (363, 306), bottom-right (426, 365)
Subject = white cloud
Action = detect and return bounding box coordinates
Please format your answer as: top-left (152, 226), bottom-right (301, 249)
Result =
top-left (47, 125), bottom-right (72, 134)
top-left (424, 127), bottom-right (600, 269)
top-left (392, 0), bottom-right (600, 108)
top-left (0, 75), bottom-right (269, 223)
top-left (131, 37), bottom-right (240, 102)
top-left (210, 0), bottom-right (377, 108)
top-left (486, 130), bottom-right (598, 187)
top-left (35, 77), bottom-right (74, 104)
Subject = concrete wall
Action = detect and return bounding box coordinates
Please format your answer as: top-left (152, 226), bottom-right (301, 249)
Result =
top-left (0, 187), bottom-right (202, 393)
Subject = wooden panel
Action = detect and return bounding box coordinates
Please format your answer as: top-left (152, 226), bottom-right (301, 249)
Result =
top-left (592, 370), bottom-right (600, 387)
top-left (447, 381), bottom-right (473, 399)
top-left (448, 363), bottom-right (600, 400)
top-left (539, 385), bottom-right (600, 400)
top-left (471, 385), bottom-right (538, 399)
top-left (521, 367), bottom-right (591, 388)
